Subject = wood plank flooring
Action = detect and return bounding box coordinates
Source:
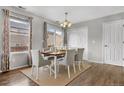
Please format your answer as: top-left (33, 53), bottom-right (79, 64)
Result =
top-left (68, 63), bottom-right (124, 86)
top-left (0, 68), bottom-right (38, 86)
top-left (0, 63), bottom-right (124, 86)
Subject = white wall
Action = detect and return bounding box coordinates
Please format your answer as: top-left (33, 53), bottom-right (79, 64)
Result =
top-left (71, 12), bottom-right (124, 63)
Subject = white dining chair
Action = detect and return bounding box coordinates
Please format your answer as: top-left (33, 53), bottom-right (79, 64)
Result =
top-left (57, 49), bottom-right (76, 79)
top-left (75, 48), bottom-right (84, 71)
top-left (31, 50), bottom-right (52, 80)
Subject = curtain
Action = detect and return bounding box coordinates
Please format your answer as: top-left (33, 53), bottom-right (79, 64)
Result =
top-left (29, 17), bottom-right (33, 50)
top-left (63, 29), bottom-right (68, 46)
top-left (43, 22), bottom-right (48, 48)
top-left (28, 17), bottom-right (33, 66)
top-left (1, 9), bottom-right (10, 72)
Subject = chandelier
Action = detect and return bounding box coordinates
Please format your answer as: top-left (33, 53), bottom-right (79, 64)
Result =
top-left (60, 12), bottom-right (72, 29)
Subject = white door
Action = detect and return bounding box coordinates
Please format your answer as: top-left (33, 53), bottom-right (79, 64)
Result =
top-left (68, 26), bottom-right (88, 60)
top-left (103, 20), bottom-right (124, 66)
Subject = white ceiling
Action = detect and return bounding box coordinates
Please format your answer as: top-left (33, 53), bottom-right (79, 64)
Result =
top-left (23, 6), bottom-right (124, 24)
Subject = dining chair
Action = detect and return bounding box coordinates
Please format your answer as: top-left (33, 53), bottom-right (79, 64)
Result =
top-left (57, 49), bottom-right (76, 79)
top-left (31, 50), bottom-right (52, 80)
top-left (75, 48), bottom-right (84, 71)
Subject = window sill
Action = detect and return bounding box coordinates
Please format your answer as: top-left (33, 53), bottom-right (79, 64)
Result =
top-left (10, 51), bottom-right (29, 54)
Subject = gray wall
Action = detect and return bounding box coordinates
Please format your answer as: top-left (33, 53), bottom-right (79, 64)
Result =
top-left (70, 12), bottom-right (124, 63)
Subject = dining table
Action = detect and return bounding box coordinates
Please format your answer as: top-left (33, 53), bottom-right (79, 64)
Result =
top-left (41, 50), bottom-right (66, 79)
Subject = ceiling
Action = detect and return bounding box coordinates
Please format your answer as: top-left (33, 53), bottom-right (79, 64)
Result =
top-left (23, 6), bottom-right (124, 24)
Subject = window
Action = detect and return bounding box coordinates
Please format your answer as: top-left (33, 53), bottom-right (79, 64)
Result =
top-left (9, 17), bottom-right (30, 52)
top-left (47, 29), bottom-right (55, 47)
top-left (47, 24), bottom-right (63, 48)
top-left (55, 30), bottom-right (63, 47)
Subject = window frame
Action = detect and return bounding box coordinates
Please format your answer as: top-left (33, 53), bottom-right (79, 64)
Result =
top-left (9, 16), bottom-right (31, 52)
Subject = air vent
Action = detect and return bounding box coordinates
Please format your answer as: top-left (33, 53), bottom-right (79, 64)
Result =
top-left (17, 6), bottom-right (26, 10)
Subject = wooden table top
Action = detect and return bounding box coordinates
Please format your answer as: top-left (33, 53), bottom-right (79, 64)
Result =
top-left (41, 51), bottom-right (65, 56)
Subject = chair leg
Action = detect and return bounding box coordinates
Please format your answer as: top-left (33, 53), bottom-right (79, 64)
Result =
top-left (36, 67), bottom-right (39, 80)
top-left (73, 63), bottom-right (76, 73)
top-left (78, 62), bottom-right (81, 71)
top-left (31, 66), bottom-right (35, 76)
top-left (82, 60), bottom-right (84, 68)
top-left (67, 66), bottom-right (70, 79)
top-left (31, 66), bottom-right (34, 76)
top-left (49, 65), bottom-right (52, 76)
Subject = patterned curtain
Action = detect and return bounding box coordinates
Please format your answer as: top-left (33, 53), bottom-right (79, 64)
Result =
top-left (29, 17), bottom-right (33, 50)
top-left (1, 9), bottom-right (10, 72)
top-left (28, 17), bottom-right (33, 66)
top-left (43, 22), bottom-right (48, 48)
top-left (63, 29), bottom-right (68, 46)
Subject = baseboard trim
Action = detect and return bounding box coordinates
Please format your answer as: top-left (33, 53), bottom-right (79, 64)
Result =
top-left (88, 59), bottom-right (104, 64)
top-left (87, 59), bottom-right (124, 67)
top-left (0, 65), bottom-right (29, 73)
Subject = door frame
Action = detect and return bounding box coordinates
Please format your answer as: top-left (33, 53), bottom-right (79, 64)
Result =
top-left (102, 20), bottom-right (124, 66)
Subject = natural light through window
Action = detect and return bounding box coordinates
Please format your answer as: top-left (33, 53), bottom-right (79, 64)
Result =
top-left (9, 17), bottom-right (30, 52)
top-left (47, 24), bottom-right (63, 48)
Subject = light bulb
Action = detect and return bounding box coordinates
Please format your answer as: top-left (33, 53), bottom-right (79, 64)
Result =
top-left (63, 24), bottom-right (66, 28)
top-left (60, 23), bottom-right (63, 27)
top-left (68, 22), bottom-right (72, 27)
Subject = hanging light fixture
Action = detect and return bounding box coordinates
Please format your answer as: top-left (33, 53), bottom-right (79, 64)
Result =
top-left (60, 12), bottom-right (72, 29)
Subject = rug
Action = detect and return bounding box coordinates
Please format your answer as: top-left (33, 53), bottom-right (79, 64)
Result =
top-left (20, 62), bottom-right (91, 86)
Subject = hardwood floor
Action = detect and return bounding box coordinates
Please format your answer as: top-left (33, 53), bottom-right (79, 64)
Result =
top-left (68, 63), bottom-right (124, 86)
top-left (0, 63), bottom-right (124, 86)
top-left (0, 68), bottom-right (38, 86)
